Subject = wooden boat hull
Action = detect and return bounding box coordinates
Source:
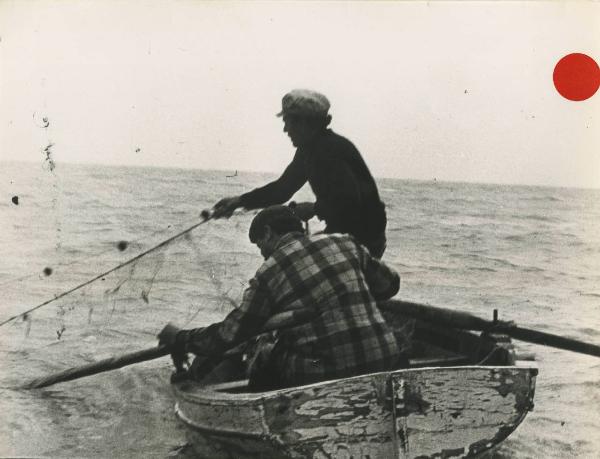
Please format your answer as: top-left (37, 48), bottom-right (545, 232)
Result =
top-left (174, 363), bottom-right (537, 458)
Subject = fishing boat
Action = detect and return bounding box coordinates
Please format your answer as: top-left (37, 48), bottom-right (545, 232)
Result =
top-left (173, 300), bottom-right (538, 458)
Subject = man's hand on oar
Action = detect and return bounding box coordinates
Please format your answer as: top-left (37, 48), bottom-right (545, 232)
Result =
top-left (23, 322), bottom-right (206, 390)
top-left (158, 323), bottom-right (189, 382)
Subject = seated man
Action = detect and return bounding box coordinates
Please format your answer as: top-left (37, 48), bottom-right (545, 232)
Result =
top-left (159, 205), bottom-right (402, 389)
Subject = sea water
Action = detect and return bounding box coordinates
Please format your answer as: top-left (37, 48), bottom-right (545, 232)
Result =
top-left (1, 161), bottom-right (599, 458)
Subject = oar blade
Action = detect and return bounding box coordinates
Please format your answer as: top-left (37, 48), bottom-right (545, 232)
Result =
top-left (24, 346), bottom-right (170, 390)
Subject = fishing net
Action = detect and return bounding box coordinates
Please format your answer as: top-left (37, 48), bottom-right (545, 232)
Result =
top-left (1, 164), bottom-right (324, 399)
top-left (0, 209), bottom-right (260, 389)
top-left (0, 160), bottom-right (274, 457)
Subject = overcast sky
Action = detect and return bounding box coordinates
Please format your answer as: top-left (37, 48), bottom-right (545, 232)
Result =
top-left (1, 1), bottom-right (599, 188)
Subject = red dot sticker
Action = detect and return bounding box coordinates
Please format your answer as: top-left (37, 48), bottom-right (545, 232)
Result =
top-left (553, 53), bottom-right (600, 101)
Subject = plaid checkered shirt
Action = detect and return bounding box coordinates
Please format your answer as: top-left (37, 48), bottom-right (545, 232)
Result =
top-left (179, 232), bottom-right (401, 387)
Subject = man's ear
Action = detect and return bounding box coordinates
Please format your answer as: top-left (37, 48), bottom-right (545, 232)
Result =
top-left (263, 224), bottom-right (273, 240)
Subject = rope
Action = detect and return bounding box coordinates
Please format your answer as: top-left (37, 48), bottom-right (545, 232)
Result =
top-left (0, 219), bottom-right (198, 289)
top-left (0, 213), bottom-right (214, 327)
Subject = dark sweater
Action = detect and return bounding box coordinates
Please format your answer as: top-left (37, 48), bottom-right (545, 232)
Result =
top-left (239, 129), bottom-right (386, 245)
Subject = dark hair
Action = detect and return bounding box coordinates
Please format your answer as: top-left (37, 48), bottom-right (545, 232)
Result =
top-left (249, 205), bottom-right (304, 243)
top-left (285, 113), bottom-right (332, 131)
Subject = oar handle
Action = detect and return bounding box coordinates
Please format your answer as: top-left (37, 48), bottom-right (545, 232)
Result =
top-left (506, 326), bottom-right (600, 358)
top-left (380, 300), bottom-right (490, 330)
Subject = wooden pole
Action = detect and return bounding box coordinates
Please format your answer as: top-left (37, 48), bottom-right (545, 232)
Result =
top-left (23, 307), bottom-right (315, 390)
top-left (380, 299), bottom-right (600, 358)
top-left (24, 299), bottom-right (600, 390)
top-left (24, 346), bottom-right (171, 389)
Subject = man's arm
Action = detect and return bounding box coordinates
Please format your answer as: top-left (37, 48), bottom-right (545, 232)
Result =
top-left (239, 150), bottom-right (307, 209)
top-left (174, 277), bottom-right (274, 357)
top-left (213, 151), bottom-right (307, 217)
top-left (359, 245), bottom-right (400, 301)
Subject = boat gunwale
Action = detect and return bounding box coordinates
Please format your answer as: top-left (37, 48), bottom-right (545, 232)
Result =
top-left (174, 363), bottom-right (538, 403)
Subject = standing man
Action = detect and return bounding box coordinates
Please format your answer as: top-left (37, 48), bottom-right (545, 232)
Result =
top-left (212, 89), bottom-right (388, 258)
top-left (159, 205), bottom-right (401, 389)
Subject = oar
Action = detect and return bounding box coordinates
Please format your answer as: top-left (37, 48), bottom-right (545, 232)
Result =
top-left (380, 299), bottom-right (600, 358)
top-left (26, 298), bottom-right (600, 390)
top-left (23, 307), bottom-right (315, 389)
top-left (23, 346), bottom-right (171, 389)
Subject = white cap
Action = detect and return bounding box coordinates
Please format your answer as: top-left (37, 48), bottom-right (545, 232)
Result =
top-left (276, 89), bottom-right (330, 117)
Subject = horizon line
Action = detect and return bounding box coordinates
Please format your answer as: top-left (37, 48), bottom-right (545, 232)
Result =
top-left (1, 158), bottom-right (598, 192)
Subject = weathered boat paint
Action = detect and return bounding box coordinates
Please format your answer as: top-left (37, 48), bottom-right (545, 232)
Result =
top-left (173, 363), bottom-right (537, 458)
top-left (392, 366), bottom-right (536, 458)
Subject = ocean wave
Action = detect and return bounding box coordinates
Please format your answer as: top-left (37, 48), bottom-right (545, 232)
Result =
top-left (441, 198), bottom-right (481, 206)
top-left (526, 195), bottom-right (563, 202)
top-left (567, 240), bottom-right (584, 247)
top-left (452, 253), bottom-right (521, 269)
top-left (86, 172), bottom-right (113, 181)
top-left (577, 291), bottom-right (600, 298)
top-left (443, 216), bottom-right (498, 226)
top-left (389, 224), bottom-right (423, 231)
top-left (451, 252), bottom-right (549, 274)
top-left (512, 214), bottom-right (562, 223)
top-left (60, 247), bottom-right (86, 257)
top-left (467, 267), bottom-right (497, 273)
top-left (504, 232), bottom-right (547, 242)
top-left (521, 265), bottom-right (545, 273)
top-left (575, 327), bottom-right (600, 337)
top-left (414, 264), bottom-right (453, 273)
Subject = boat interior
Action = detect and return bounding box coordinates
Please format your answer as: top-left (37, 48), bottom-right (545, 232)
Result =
top-left (189, 314), bottom-right (518, 395)
top-left (403, 318), bottom-right (515, 368)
